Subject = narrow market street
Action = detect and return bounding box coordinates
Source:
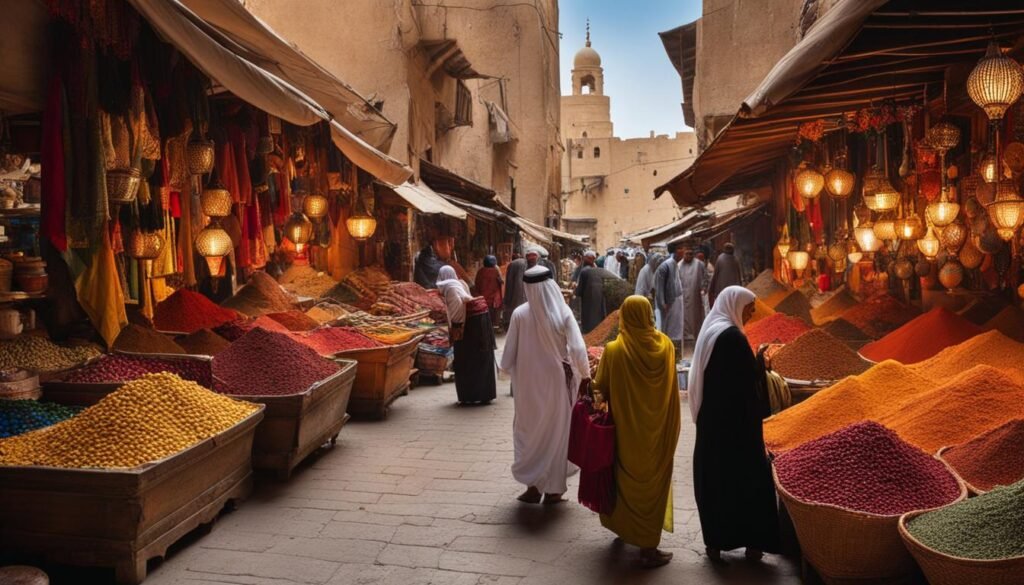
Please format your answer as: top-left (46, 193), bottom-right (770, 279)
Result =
top-left (143, 354), bottom-right (800, 585)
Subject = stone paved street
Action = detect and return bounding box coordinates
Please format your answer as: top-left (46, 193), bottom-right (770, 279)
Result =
top-left (141, 350), bottom-right (801, 585)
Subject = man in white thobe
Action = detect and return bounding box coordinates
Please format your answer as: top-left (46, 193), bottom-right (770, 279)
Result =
top-left (500, 265), bottom-right (590, 504)
top-left (655, 244), bottom-right (686, 356)
top-left (677, 246), bottom-right (708, 343)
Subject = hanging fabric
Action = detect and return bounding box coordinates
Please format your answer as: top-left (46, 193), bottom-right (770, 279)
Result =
top-left (75, 225), bottom-right (129, 348)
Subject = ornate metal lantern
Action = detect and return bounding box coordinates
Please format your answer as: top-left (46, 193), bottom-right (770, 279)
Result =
top-left (825, 167), bottom-right (855, 199)
top-left (987, 180), bottom-right (1024, 241)
top-left (926, 187), bottom-right (960, 227)
top-left (967, 40), bottom-right (1024, 121)
top-left (195, 226), bottom-right (232, 276)
top-left (917, 225), bottom-right (941, 259)
top-left (795, 165), bottom-right (825, 199)
top-left (284, 212), bottom-right (315, 254)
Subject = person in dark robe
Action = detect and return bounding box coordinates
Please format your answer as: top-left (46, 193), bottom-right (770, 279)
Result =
top-left (617, 251), bottom-right (630, 280)
top-left (474, 255), bottom-right (504, 328)
top-left (654, 244), bottom-right (684, 354)
top-left (414, 245), bottom-right (444, 289)
top-left (575, 252), bottom-right (607, 334)
top-left (538, 248), bottom-right (559, 282)
top-left (437, 266), bottom-right (496, 404)
top-left (708, 243), bottom-right (743, 307)
top-left (502, 249), bottom-right (539, 330)
top-left (688, 286), bottom-right (780, 563)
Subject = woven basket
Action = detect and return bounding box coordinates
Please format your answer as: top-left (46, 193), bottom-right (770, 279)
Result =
top-left (898, 510), bottom-right (1024, 585)
top-left (187, 139), bottom-right (215, 175)
top-left (773, 464), bottom-right (967, 584)
top-left (935, 446), bottom-right (989, 496)
top-left (106, 168), bottom-right (141, 205)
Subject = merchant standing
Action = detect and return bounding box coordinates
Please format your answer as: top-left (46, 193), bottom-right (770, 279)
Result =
top-left (474, 255), bottom-right (504, 328)
top-left (708, 243), bottom-right (742, 307)
top-left (500, 265), bottom-right (590, 504)
top-left (437, 266), bottom-right (497, 405)
top-left (413, 244), bottom-right (444, 289)
top-left (688, 286), bottom-right (780, 563)
top-left (635, 252), bottom-right (663, 329)
top-left (677, 245), bottom-right (708, 344)
top-left (501, 248), bottom-right (539, 330)
top-left (654, 244), bottom-right (685, 357)
top-left (593, 295), bottom-right (681, 568)
top-left (575, 251), bottom-right (607, 334)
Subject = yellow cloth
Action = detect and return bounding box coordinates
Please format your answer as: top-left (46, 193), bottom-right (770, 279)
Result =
top-left (75, 227), bottom-right (129, 348)
top-left (594, 295), bottom-right (681, 548)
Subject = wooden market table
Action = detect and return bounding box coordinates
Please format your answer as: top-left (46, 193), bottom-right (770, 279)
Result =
top-left (334, 335), bottom-right (423, 419)
top-left (0, 407), bottom-right (264, 584)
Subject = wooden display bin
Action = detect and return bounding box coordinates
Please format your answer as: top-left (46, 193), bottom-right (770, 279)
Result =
top-left (0, 407), bottom-right (264, 585)
top-left (335, 335), bottom-right (422, 419)
top-left (224, 359), bottom-right (357, 479)
top-left (41, 353), bottom-right (213, 406)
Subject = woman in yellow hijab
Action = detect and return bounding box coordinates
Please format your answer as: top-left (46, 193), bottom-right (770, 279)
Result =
top-left (593, 295), bottom-right (681, 568)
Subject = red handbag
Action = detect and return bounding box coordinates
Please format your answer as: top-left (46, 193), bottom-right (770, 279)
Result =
top-left (568, 391), bottom-right (616, 514)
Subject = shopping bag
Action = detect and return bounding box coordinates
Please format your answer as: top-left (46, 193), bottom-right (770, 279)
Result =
top-left (568, 393), bottom-right (616, 514)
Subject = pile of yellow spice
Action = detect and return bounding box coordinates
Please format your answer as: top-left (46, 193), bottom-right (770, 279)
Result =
top-left (0, 372), bottom-right (259, 468)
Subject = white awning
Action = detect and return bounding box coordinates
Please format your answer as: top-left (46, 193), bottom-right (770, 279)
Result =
top-left (391, 181), bottom-right (467, 219)
top-left (129, 0), bottom-right (412, 186)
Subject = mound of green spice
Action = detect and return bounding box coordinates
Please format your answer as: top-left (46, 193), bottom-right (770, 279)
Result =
top-left (907, 479), bottom-right (1024, 560)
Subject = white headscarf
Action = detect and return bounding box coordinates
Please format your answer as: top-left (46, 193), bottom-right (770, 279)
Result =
top-left (523, 265), bottom-right (573, 361)
top-left (687, 285), bottom-right (756, 422)
top-left (436, 265), bottom-right (471, 324)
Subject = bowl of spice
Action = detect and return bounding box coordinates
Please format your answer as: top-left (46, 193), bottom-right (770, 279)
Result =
top-left (773, 421), bottom-right (965, 583)
top-left (899, 480), bottom-right (1024, 585)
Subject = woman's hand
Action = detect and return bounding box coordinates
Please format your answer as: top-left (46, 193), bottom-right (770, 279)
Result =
top-left (578, 378), bottom-right (591, 399)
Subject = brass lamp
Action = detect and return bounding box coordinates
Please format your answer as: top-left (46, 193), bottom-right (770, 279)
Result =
top-left (795, 165), bottom-right (825, 199)
top-left (917, 225), bottom-right (941, 259)
top-left (284, 211), bottom-right (315, 255)
top-left (201, 182), bottom-right (233, 218)
top-left (776, 223), bottom-right (792, 258)
top-left (345, 188), bottom-right (378, 241)
top-left (873, 216), bottom-right (898, 242)
top-left (787, 250), bottom-right (810, 277)
top-left (302, 193), bottom-right (330, 220)
top-left (855, 221), bottom-right (882, 254)
top-left (846, 239), bottom-right (863, 264)
top-left (940, 219), bottom-right (967, 255)
top-left (873, 177), bottom-right (900, 212)
top-left (967, 40), bottom-right (1024, 121)
top-left (128, 231), bottom-right (165, 278)
top-left (938, 258), bottom-right (964, 292)
top-left (187, 139), bottom-right (215, 175)
top-left (987, 180), bottom-right (1024, 241)
top-left (926, 122), bottom-right (961, 155)
top-left (825, 166), bottom-right (855, 199)
top-left (195, 225), bottom-right (233, 276)
top-left (926, 187), bottom-right (960, 227)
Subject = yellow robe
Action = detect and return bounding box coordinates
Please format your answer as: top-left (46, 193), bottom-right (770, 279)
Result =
top-left (594, 296), bottom-right (681, 548)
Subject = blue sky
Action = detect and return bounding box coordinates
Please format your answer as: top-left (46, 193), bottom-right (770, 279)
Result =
top-left (559, 0), bottom-right (701, 138)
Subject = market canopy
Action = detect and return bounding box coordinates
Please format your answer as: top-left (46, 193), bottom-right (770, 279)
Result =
top-left (180, 0), bottom-right (398, 151)
top-left (390, 181), bottom-right (467, 219)
top-left (420, 159), bottom-right (497, 206)
top-left (654, 0), bottom-right (1022, 206)
top-left (658, 21), bottom-right (697, 128)
top-left (637, 193), bottom-right (764, 248)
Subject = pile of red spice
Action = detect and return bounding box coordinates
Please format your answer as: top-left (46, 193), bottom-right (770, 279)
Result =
top-left (221, 271), bottom-right (298, 317)
top-left (839, 294), bottom-right (920, 339)
top-left (745, 313), bottom-right (811, 350)
top-left (774, 421), bottom-right (961, 515)
top-left (112, 324), bottom-right (186, 354)
top-left (212, 328), bottom-right (340, 396)
top-left (943, 419), bottom-right (1024, 492)
top-left (176, 329), bottom-right (231, 356)
top-left (770, 329), bottom-right (869, 381)
top-left (298, 327), bottom-right (383, 356)
top-left (65, 354), bottom-right (211, 387)
top-left (265, 310), bottom-right (320, 332)
top-left (213, 316), bottom-right (290, 341)
top-left (153, 289), bottom-right (240, 333)
top-left (860, 307), bottom-right (984, 364)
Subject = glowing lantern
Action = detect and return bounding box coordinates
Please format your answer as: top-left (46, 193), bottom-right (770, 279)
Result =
top-left (284, 212), bottom-right (315, 255)
top-left (777, 224), bottom-right (792, 258)
top-left (926, 122), bottom-right (961, 154)
top-left (917, 225), bottom-right (941, 259)
top-left (940, 220), bottom-right (967, 255)
top-left (195, 226), bottom-right (232, 275)
top-left (987, 180), bottom-right (1024, 241)
top-left (855, 221), bottom-right (882, 254)
top-left (795, 166), bottom-right (825, 199)
top-left (825, 167), bottom-right (855, 199)
top-left (128, 231), bottom-right (165, 278)
top-left (201, 184), bottom-right (233, 218)
top-left (787, 250), bottom-right (810, 277)
top-left (846, 239), bottom-right (863, 264)
top-left (873, 178), bottom-right (900, 212)
top-left (926, 188), bottom-right (960, 227)
top-left (302, 193), bottom-right (329, 220)
top-left (873, 217), bottom-right (898, 242)
top-left (967, 40), bottom-right (1024, 121)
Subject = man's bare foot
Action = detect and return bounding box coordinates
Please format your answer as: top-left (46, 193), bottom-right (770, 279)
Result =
top-left (640, 548), bottom-right (672, 568)
top-left (542, 493), bottom-right (566, 505)
top-left (517, 486), bottom-right (541, 503)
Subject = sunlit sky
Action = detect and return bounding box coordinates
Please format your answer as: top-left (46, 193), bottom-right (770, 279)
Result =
top-left (559, 0), bottom-right (702, 139)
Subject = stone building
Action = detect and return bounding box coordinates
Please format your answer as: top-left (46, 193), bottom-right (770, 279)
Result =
top-left (559, 30), bottom-right (697, 251)
top-left (242, 0), bottom-right (561, 224)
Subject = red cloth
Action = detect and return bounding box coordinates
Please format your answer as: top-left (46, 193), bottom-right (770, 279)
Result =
top-left (41, 72), bottom-right (68, 252)
top-left (229, 127), bottom-right (252, 204)
top-left (473, 266), bottom-right (504, 309)
top-left (216, 141), bottom-right (240, 202)
top-left (569, 396), bottom-right (616, 515)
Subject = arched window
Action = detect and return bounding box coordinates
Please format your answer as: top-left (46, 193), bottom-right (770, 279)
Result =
top-left (577, 149), bottom-right (583, 159)
top-left (593, 147), bottom-right (601, 159)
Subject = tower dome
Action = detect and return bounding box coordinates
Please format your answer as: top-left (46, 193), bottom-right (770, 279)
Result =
top-left (573, 22), bottom-right (601, 69)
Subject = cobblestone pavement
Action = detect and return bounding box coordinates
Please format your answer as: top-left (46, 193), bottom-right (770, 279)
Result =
top-left (141, 362), bottom-right (801, 585)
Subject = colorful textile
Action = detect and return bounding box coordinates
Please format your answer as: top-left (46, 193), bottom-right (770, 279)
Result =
top-left (75, 226), bottom-right (128, 348)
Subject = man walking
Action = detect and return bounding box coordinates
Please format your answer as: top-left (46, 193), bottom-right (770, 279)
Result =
top-left (677, 245), bottom-right (708, 343)
top-left (575, 251), bottom-right (607, 334)
top-left (502, 248), bottom-right (540, 330)
top-left (708, 242), bottom-right (743, 307)
top-left (655, 244), bottom-right (685, 356)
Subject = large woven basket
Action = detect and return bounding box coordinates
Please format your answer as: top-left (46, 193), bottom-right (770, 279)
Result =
top-left (773, 464), bottom-right (967, 584)
top-left (935, 446), bottom-right (989, 496)
top-left (106, 167), bottom-right (141, 205)
top-left (898, 509), bottom-right (1024, 585)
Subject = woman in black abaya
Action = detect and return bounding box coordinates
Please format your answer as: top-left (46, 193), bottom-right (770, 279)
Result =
top-left (437, 266), bottom-right (497, 404)
top-left (687, 286), bottom-right (779, 562)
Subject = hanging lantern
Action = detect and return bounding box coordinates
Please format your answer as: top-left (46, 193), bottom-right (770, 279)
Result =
top-left (926, 122), bottom-right (961, 154)
top-left (302, 193), bottom-right (330, 220)
top-left (345, 188), bottom-right (378, 241)
top-left (846, 239), bottom-right (863, 264)
top-left (284, 212), bottom-right (315, 254)
top-left (987, 180), bottom-right (1024, 241)
top-left (915, 259), bottom-right (933, 278)
top-left (187, 139), bottom-right (215, 175)
top-left (938, 258), bottom-right (964, 291)
top-left (825, 167), bottom-right (855, 199)
top-left (872, 178), bottom-right (901, 212)
top-left (967, 40), bottom-right (1024, 121)
top-left (926, 187), bottom-right (960, 227)
top-left (855, 221), bottom-right (882, 254)
top-left (828, 242), bottom-right (846, 264)
top-left (795, 165), bottom-right (825, 199)
top-left (776, 224), bottom-right (792, 258)
top-left (873, 217), bottom-right (898, 242)
top-left (940, 220), bottom-right (967, 254)
top-left (201, 183), bottom-right (233, 217)
top-left (960, 240), bottom-right (984, 269)
top-left (814, 243), bottom-right (829, 260)
top-left (787, 250), bottom-right (810, 277)
top-left (917, 225), bottom-right (941, 259)
top-left (195, 226), bottom-right (233, 276)
top-left (894, 258), bottom-right (915, 281)
top-left (896, 213), bottom-right (924, 241)
top-left (128, 231), bottom-right (165, 278)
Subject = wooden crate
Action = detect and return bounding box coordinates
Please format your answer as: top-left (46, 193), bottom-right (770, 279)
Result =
top-left (41, 354), bottom-right (213, 406)
top-left (0, 407), bottom-right (264, 584)
top-left (335, 335), bottom-right (422, 419)
top-left (223, 359), bottom-right (357, 479)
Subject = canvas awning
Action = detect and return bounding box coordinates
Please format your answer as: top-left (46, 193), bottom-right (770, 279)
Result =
top-left (420, 159), bottom-right (497, 206)
top-left (655, 0), bottom-right (1024, 206)
top-left (659, 21), bottom-right (697, 128)
top-left (180, 0), bottom-right (398, 151)
top-left (131, 0), bottom-right (413, 186)
top-left (639, 193), bottom-right (764, 248)
top-left (389, 181), bottom-right (467, 219)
